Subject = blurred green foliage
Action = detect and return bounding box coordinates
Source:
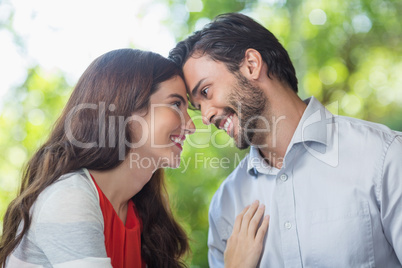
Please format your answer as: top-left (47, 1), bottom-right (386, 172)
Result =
top-left (1, 0), bottom-right (401, 267)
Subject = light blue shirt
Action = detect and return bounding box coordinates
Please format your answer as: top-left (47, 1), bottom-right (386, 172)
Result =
top-left (208, 97), bottom-right (402, 268)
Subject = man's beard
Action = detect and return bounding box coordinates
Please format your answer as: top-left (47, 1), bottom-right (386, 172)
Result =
top-left (226, 72), bottom-right (268, 149)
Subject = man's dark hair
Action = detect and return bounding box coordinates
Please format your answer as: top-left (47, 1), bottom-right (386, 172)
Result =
top-left (169, 12), bottom-right (298, 92)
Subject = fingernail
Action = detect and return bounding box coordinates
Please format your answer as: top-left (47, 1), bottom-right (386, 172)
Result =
top-left (259, 204), bottom-right (265, 209)
top-left (253, 200), bottom-right (259, 205)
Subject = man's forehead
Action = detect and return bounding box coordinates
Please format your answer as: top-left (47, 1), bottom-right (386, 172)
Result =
top-left (183, 52), bottom-right (217, 69)
top-left (183, 54), bottom-right (221, 86)
top-left (182, 55), bottom-right (207, 90)
top-left (184, 54), bottom-right (203, 71)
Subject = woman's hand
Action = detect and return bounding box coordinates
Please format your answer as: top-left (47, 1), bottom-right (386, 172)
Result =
top-left (224, 200), bottom-right (270, 268)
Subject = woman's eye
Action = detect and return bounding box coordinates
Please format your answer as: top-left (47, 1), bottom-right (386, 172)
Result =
top-left (172, 101), bottom-right (181, 107)
top-left (201, 87), bottom-right (209, 96)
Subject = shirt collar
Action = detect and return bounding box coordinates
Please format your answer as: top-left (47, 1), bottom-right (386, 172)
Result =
top-left (291, 96), bottom-right (333, 146)
top-left (247, 146), bottom-right (280, 176)
top-left (246, 96), bottom-right (334, 176)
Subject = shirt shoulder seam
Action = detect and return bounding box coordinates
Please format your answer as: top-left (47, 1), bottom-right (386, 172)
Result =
top-left (377, 136), bottom-right (398, 207)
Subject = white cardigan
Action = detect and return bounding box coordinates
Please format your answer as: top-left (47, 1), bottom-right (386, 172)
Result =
top-left (6, 168), bottom-right (113, 268)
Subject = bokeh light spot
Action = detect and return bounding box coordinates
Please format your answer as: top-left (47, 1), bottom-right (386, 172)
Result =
top-left (28, 108), bottom-right (45, 126)
top-left (352, 14), bottom-right (372, 33)
top-left (186, 0), bottom-right (203, 12)
top-left (309, 9), bottom-right (327, 25)
top-left (319, 66), bottom-right (337, 85)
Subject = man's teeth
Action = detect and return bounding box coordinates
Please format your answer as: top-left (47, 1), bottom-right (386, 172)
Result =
top-left (170, 137), bottom-right (184, 145)
top-left (223, 115), bottom-right (233, 132)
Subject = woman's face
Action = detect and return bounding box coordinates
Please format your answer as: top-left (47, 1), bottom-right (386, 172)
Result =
top-left (130, 76), bottom-right (195, 169)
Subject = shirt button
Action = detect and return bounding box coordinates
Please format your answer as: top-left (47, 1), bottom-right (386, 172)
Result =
top-left (284, 221), bottom-right (292, 229)
top-left (280, 174), bottom-right (288, 182)
top-left (253, 166), bottom-right (258, 177)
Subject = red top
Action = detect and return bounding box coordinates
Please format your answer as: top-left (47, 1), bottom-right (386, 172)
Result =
top-left (91, 174), bottom-right (146, 268)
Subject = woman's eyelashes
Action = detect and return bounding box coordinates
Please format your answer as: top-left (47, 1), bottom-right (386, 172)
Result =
top-left (172, 99), bottom-right (183, 108)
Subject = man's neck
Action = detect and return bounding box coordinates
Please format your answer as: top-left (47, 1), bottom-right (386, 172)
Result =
top-left (258, 89), bottom-right (307, 169)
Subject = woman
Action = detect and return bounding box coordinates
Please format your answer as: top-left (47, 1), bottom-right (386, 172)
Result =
top-left (0, 49), bottom-right (268, 267)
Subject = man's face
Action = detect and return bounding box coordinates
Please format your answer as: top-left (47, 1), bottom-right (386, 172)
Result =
top-left (183, 54), bottom-right (268, 149)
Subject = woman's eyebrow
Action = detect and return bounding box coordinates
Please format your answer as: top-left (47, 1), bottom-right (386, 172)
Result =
top-left (167, 93), bottom-right (186, 103)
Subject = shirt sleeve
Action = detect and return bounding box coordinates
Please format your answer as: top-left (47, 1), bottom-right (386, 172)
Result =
top-left (208, 190), bottom-right (234, 268)
top-left (208, 211), bottom-right (225, 268)
top-left (381, 135), bottom-right (402, 264)
top-left (33, 176), bottom-right (112, 267)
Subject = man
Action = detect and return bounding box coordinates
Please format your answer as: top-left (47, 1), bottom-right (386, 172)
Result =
top-left (169, 13), bottom-right (402, 267)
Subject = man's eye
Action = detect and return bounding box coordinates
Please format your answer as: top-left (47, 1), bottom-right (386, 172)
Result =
top-left (201, 87), bottom-right (209, 96)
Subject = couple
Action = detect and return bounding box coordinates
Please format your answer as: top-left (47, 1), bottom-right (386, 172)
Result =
top-left (1, 12), bottom-right (402, 268)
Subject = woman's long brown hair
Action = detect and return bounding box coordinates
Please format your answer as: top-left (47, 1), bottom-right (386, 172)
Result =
top-left (0, 49), bottom-right (189, 267)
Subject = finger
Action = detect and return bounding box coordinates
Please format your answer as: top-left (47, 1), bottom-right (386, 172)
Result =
top-left (240, 200), bottom-right (260, 235)
top-left (233, 205), bottom-right (250, 234)
top-left (255, 215), bottom-right (270, 243)
top-left (248, 204), bottom-right (265, 236)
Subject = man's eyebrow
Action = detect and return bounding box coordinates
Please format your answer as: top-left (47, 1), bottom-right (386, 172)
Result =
top-left (191, 78), bottom-right (206, 98)
top-left (167, 93), bottom-right (186, 103)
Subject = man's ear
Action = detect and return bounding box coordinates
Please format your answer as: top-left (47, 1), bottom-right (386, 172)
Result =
top-left (240, 48), bottom-right (263, 80)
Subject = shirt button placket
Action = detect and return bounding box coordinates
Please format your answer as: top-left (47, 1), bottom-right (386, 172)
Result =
top-left (276, 168), bottom-right (303, 267)
top-left (284, 221), bottom-right (292, 229)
